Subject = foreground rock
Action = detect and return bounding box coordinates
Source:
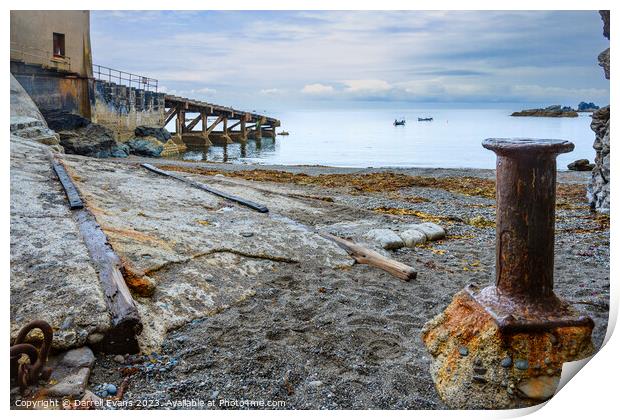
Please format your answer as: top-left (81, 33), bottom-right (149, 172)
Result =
top-left (511, 105), bottom-right (578, 118)
top-left (422, 290), bottom-right (594, 409)
top-left (45, 347), bottom-right (96, 398)
top-left (568, 158), bottom-right (595, 171)
top-left (60, 156), bottom-right (353, 351)
top-left (10, 137), bottom-right (112, 350)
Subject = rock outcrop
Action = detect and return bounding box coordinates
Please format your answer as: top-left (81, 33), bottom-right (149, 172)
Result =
top-left (134, 125), bottom-right (172, 142)
top-left (511, 105), bottom-right (578, 118)
top-left (59, 123), bottom-right (129, 158)
top-left (577, 102), bottom-right (599, 112)
top-left (568, 158), bottom-right (595, 171)
top-left (126, 137), bottom-right (164, 157)
top-left (588, 11), bottom-right (610, 213)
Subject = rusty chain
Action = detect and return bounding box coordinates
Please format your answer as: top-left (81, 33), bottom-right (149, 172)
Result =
top-left (10, 320), bottom-right (54, 395)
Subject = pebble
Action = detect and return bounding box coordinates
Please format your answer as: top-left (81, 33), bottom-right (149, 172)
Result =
top-left (473, 367), bottom-right (487, 375)
top-left (211, 390), bottom-right (220, 399)
top-left (500, 357), bottom-right (512, 368)
top-left (106, 384), bottom-right (117, 396)
top-left (472, 375), bottom-right (487, 383)
top-left (308, 380), bottom-right (323, 387)
top-left (544, 357), bottom-right (552, 365)
top-left (113, 355), bottom-right (125, 364)
top-left (240, 232), bottom-right (254, 238)
top-left (458, 347), bottom-right (469, 357)
top-left (549, 334), bottom-right (558, 345)
top-left (515, 359), bottom-right (529, 370)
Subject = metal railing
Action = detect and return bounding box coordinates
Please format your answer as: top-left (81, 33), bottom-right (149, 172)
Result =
top-left (93, 64), bottom-right (158, 92)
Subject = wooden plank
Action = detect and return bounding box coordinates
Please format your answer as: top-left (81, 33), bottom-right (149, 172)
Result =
top-left (52, 160), bottom-right (84, 210)
top-left (50, 155), bottom-right (142, 353)
top-left (74, 209), bottom-right (143, 353)
top-left (141, 163), bottom-right (269, 213)
top-left (164, 107), bottom-right (178, 126)
top-left (319, 233), bottom-right (417, 281)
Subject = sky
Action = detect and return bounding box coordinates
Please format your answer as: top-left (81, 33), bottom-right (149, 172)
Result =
top-left (90, 10), bottom-right (610, 112)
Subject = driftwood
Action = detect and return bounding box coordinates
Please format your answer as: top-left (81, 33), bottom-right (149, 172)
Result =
top-left (320, 233), bottom-right (417, 281)
top-left (50, 156), bottom-right (142, 353)
top-left (141, 163), bottom-right (269, 213)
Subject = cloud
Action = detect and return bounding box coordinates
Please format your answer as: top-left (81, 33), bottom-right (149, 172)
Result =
top-left (343, 79), bottom-right (392, 93)
top-left (90, 11), bottom-right (610, 108)
top-left (301, 83), bottom-right (335, 95)
top-left (259, 88), bottom-right (283, 95)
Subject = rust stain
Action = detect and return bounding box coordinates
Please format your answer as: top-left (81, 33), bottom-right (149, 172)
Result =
top-left (101, 225), bottom-right (171, 247)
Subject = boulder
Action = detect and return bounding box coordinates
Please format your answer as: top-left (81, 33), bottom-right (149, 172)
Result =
top-left (43, 110), bottom-right (90, 131)
top-left (415, 222), bottom-right (446, 240)
top-left (363, 229), bottom-right (404, 250)
top-left (126, 137), bottom-right (164, 157)
top-left (59, 123), bottom-right (127, 159)
top-left (567, 159), bottom-right (595, 171)
top-left (400, 229), bottom-right (427, 247)
top-left (135, 125), bottom-right (172, 142)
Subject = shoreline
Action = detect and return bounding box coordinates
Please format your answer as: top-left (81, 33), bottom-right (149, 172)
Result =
top-left (120, 155), bottom-right (591, 183)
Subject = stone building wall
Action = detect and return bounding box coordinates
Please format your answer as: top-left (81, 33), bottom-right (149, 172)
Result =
top-left (92, 80), bottom-right (166, 141)
top-left (587, 11), bottom-right (610, 213)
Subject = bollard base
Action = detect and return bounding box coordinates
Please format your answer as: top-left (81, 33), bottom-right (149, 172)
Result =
top-left (422, 290), bottom-right (594, 409)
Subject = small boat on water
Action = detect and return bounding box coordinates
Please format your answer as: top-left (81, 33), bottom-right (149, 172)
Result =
top-left (393, 119), bottom-right (406, 126)
top-left (418, 117), bottom-right (433, 122)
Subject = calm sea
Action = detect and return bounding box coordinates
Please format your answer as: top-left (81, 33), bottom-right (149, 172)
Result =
top-left (178, 108), bottom-right (597, 170)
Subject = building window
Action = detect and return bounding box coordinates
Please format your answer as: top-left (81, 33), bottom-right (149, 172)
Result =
top-left (53, 33), bottom-right (65, 57)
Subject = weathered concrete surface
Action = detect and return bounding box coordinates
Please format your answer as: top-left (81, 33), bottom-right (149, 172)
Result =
top-left (60, 156), bottom-right (353, 351)
top-left (422, 291), bottom-right (594, 409)
top-left (10, 74), bottom-right (61, 149)
top-left (10, 137), bottom-right (111, 350)
top-left (93, 80), bottom-right (165, 141)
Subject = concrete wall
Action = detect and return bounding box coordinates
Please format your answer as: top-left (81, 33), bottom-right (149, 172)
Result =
top-left (10, 10), bottom-right (92, 77)
top-left (93, 80), bottom-right (166, 141)
top-left (11, 62), bottom-right (94, 119)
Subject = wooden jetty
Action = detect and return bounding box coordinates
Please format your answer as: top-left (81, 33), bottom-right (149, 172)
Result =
top-left (164, 95), bottom-right (280, 148)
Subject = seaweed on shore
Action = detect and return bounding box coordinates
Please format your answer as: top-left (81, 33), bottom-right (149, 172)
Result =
top-left (158, 165), bottom-right (588, 207)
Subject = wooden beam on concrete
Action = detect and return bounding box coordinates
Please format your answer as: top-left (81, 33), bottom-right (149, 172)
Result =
top-left (50, 155), bottom-right (142, 353)
top-left (142, 164), bottom-right (269, 213)
top-left (52, 160), bottom-right (84, 210)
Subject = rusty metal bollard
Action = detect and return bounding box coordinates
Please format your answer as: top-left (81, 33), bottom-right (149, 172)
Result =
top-left (422, 138), bottom-right (595, 409)
top-left (467, 138), bottom-right (593, 332)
